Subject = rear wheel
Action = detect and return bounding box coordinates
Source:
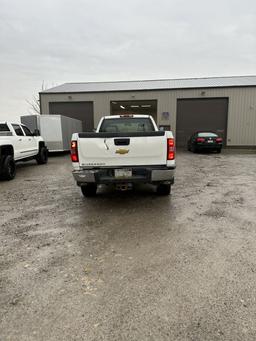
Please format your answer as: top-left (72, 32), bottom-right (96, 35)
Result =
top-left (191, 145), bottom-right (197, 153)
top-left (81, 183), bottom-right (97, 197)
top-left (36, 146), bottom-right (48, 164)
top-left (216, 148), bottom-right (221, 153)
top-left (0, 155), bottom-right (16, 180)
top-left (156, 183), bottom-right (171, 196)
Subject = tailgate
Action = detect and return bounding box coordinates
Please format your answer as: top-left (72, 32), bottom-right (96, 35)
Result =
top-left (78, 134), bottom-right (167, 167)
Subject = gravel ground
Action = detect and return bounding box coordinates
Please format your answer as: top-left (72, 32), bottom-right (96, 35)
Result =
top-left (0, 150), bottom-right (256, 341)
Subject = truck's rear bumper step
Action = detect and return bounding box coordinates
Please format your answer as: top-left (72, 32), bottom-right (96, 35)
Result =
top-left (73, 167), bottom-right (175, 185)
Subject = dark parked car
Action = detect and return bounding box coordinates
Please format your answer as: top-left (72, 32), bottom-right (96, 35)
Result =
top-left (187, 131), bottom-right (223, 153)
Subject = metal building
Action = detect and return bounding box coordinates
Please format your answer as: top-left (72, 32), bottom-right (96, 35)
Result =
top-left (40, 76), bottom-right (256, 147)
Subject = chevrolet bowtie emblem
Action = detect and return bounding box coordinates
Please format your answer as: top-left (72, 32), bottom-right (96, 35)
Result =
top-left (115, 148), bottom-right (129, 155)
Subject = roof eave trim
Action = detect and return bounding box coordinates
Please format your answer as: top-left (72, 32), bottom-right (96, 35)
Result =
top-left (39, 84), bottom-right (256, 95)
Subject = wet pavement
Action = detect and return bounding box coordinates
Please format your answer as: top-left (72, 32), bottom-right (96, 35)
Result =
top-left (0, 150), bottom-right (256, 340)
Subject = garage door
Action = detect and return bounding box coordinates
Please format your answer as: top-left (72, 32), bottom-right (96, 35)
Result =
top-left (176, 98), bottom-right (228, 147)
top-left (49, 102), bottom-right (94, 132)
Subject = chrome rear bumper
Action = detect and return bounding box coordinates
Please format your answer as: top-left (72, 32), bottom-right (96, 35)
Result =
top-left (73, 166), bottom-right (175, 185)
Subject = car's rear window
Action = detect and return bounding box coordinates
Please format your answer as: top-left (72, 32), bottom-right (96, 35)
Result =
top-left (198, 132), bottom-right (217, 137)
top-left (100, 118), bottom-right (155, 133)
top-left (0, 123), bottom-right (10, 131)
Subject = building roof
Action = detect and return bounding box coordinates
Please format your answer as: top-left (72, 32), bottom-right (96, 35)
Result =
top-left (41, 75), bottom-right (256, 94)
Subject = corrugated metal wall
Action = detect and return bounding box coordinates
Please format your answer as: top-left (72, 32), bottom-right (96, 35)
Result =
top-left (40, 86), bottom-right (256, 146)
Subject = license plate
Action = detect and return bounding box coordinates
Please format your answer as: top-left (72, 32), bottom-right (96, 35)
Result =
top-left (208, 140), bottom-right (213, 143)
top-left (114, 169), bottom-right (132, 178)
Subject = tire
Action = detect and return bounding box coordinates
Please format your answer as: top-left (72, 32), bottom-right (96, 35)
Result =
top-left (191, 145), bottom-right (197, 153)
top-left (156, 183), bottom-right (171, 196)
top-left (0, 155), bottom-right (16, 181)
top-left (36, 146), bottom-right (48, 164)
top-left (216, 148), bottom-right (221, 154)
top-left (81, 184), bottom-right (97, 197)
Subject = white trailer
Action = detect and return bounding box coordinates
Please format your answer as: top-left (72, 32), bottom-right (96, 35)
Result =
top-left (21, 115), bottom-right (82, 152)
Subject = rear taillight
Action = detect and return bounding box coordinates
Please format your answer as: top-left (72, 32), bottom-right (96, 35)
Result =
top-left (70, 140), bottom-right (79, 162)
top-left (167, 138), bottom-right (175, 160)
top-left (216, 137), bottom-right (223, 143)
top-left (196, 137), bottom-right (205, 143)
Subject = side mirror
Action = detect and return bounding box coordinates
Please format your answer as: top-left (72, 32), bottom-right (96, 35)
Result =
top-left (158, 125), bottom-right (171, 131)
top-left (33, 129), bottom-right (40, 136)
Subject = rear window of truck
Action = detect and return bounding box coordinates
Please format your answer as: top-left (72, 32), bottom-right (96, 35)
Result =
top-left (0, 124), bottom-right (10, 131)
top-left (100, 118), bottom-right (155, 133)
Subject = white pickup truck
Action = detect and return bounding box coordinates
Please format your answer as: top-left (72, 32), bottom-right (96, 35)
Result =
top-left (71, 115), bottom-right (175, 196)
top-left (0, 122), bottom-right (48, 180)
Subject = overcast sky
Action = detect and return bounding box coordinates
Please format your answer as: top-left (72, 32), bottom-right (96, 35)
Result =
top-left (0, 0), bottom-right (256, 121)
